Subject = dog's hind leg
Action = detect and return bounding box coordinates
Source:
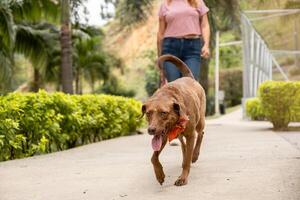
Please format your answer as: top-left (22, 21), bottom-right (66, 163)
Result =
top-left (151, 138), bottom-right (167, 185)
top-left (192, 119), bottom-right (205, 163)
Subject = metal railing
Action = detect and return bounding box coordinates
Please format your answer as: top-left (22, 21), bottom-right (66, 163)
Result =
top-left (240, 12), bottom-right (291, 116)
top-left (215, 10), bottom-right (299, 116)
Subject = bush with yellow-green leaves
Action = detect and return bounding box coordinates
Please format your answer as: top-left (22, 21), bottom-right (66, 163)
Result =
top-left (0, 91), bottom-right (143, 161)
top-left (245, 98), bottom-right (265, 121)
top-left (246, 81), bottom-right (300, 130)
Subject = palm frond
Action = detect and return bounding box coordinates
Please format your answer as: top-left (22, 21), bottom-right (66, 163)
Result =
top-left (285, 1), bottom-right (300, 9)
top-left (0, 3), bottom-right (15, 50)
top-left (15, 25), bottom-right (49, 70)
top-left (0, 49), bottom-right (13, 91)
top-left (10, 0), bottom-right (60, 24)
top-left (72, 29), bottom-right (91, 41)
top-left (84, 54), bottom-right (110, 81)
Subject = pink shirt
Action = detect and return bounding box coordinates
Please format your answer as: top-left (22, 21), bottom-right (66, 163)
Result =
top-left (158, 0), bottom-right (209, 38)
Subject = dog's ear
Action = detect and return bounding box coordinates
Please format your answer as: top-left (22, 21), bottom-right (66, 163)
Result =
top-left (142, 104), bottom-right (146, 114)
top-left (173, 102), bottom-right (189, 121)
top-left (138, 104), bottom-right (147, 119)
top-left (173, 103), bottom-right (180, 115)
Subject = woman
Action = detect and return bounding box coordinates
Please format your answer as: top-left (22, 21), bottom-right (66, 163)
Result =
top-left (157, 0), bottom-right (210, 82)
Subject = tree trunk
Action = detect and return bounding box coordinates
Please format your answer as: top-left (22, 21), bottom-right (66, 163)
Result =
top-left (60, 0), bottom-right (73, 94)
top-left (75, 67), bottom-right (79, 94)
top-left (75, 67), bottom-right (83, 94)
top-left (31, 68), bottom-right (40, 92)
top-left (79, 72), bottom-right (83, 94)
top-left (199, 59), bottom-right (209, 94)
top-left (90, 76), bottom-right (95, 93)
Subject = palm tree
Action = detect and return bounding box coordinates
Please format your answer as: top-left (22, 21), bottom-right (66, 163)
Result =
top-left (0, 0), bottom-right (59, 93)
top-left (60, 0), bottom-right (73, 94)
top-left (0, 1), bottom-right (16, 92)
top-left (15, 23), bottom-right (59, 91)
top-left (73, 29), bottom-right (110, 93)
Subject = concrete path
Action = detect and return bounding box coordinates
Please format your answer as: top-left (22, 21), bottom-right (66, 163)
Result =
top-left (1, 109), bottom-right (300, 200)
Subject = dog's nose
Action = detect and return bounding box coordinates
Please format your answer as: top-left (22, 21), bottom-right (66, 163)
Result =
top-left (148, 127), bottom-right (156, 135)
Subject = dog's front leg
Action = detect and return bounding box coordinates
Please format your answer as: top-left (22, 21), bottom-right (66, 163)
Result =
top-left (178, 135), bottom-right (186, 168)
top-left (175, 133), bottom-right (195, 186)
top-left (151, 138), bottom-right (167, 185)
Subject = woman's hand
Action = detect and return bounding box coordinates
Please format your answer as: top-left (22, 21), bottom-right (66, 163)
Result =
top-left (200, 14), bottom-right (210, 59)
top-left (201, 44), bottom-right (210, 59)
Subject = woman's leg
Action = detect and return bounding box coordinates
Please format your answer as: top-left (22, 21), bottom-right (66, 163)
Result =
top-left (182, 38), bottom-right (202, 81)
top-left (162, 38), bottom-right (181, 82)
top-left (184, 58), bottom-right (201, 81)
top-left (164, 61), bottom-right (181, 82)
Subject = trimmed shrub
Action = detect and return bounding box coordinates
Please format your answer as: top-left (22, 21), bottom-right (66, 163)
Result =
top-left (245, 98), bottom-right (265, 120)
top-left (258, 81), bottom-right (300, 130)
top-left (293, 87), bottom-right (300, 122)
top-left (0, 91), bottom-right (143, 161)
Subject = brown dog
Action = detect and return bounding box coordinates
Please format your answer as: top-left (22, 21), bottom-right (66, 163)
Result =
top-left (142, 54), bottom-right (206, 186)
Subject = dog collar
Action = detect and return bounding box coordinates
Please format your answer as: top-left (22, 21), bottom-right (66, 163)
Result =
top-left (167, 116), bottom-right (189, 142)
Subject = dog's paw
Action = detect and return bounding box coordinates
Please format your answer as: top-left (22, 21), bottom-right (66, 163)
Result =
top-left (155, 169), bottom-right (165, 185)
top-left (174, 176), bottom-right (188, 186)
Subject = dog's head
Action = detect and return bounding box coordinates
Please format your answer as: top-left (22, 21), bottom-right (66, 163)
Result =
top-left (142, 98), bottom-right (187, 137)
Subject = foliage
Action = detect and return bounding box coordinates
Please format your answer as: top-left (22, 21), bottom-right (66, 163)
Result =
top-left (245, 98), bottom-right (265, 120)
top-left (116, 0), bottom-right (154, 27)
top-left (145, 68), bottom-right (159, 96)
top-left (219, 68), bottom-right (243, 107)
top-left (0, 0), bottom-right (60, 92)
top-left (257, 81), bottom-right (300, 130)
top-left (0, 0), bottom-right (121, 94)
top-left (143, 50), bottom-right (159, 96)
top-left (210, 32), bottom-right (242, 70)
top-left (73, 28), bottom-right (110, 93)
top-left (101, 0), bottom-right (154, 27)
top-left (0, 90), bottom-right (143, 161)
top-left (205, 0), bottom-right (240, 32)
top-left (100, 76), bottom-right (136, 97)
top-left (219, 45), bottom-right (241, 69)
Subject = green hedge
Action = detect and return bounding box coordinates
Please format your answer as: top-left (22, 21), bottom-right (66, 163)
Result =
top-left (0, 91), bottom-right (143, 161)
top-left (245, 98), bottom-right (265, 121)
top-left (246, 81), bottom-right (300, 130)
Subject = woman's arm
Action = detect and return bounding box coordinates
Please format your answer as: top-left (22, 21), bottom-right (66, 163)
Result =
top-left (157, 17), bottom-right (166, 57)
top-left (200, 14), bottom-right (210, 59)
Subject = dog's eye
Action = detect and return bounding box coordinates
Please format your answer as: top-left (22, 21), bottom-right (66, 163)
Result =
top-left (146, 112), bottom-right (152, 118)
top-left (159, 111), bottom-right (168, 117)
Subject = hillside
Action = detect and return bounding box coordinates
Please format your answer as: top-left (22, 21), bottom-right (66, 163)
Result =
top-left (103, 1), bottom-right (160, 99)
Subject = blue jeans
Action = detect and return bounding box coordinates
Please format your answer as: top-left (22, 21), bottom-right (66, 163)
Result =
top-left (161, 37), bottom-right (203, 82)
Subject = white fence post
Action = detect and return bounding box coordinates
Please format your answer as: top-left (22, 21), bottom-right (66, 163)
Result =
top-left (215, 31), bottom-right (220, 115)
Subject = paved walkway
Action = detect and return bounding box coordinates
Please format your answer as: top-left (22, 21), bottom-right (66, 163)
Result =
top-left (1, 109), bottom-right (300, 200)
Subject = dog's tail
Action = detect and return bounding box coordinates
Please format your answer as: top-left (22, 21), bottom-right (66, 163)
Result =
top-left (157, 54), bottom-right (194, 87)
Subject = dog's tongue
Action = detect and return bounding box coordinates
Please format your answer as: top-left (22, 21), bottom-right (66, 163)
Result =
top-left (152, 135), bottom-right (162, 151)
